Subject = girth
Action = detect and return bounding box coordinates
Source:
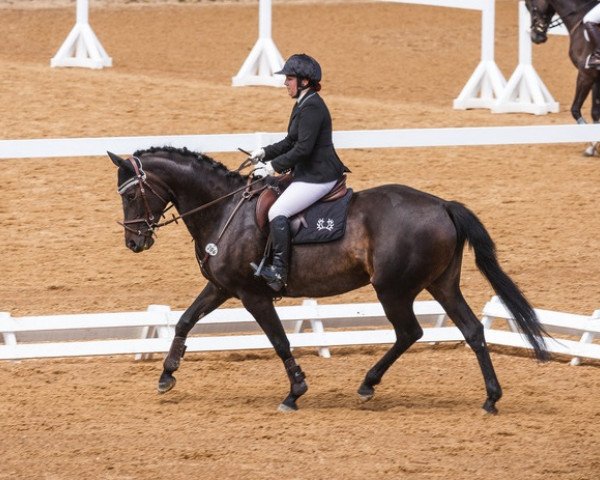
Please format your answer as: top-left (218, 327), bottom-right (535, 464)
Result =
top-left (255, 174), bottom-right (348, 231)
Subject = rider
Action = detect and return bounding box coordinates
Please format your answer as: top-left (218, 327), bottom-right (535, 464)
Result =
top-left (584, 5), bottom-right (600, 67)
top-left (250, 53), bottom-right (349, 292)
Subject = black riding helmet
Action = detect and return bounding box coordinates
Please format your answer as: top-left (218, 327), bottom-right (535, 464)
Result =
top-left (276, 54), bottom-right (322, 94)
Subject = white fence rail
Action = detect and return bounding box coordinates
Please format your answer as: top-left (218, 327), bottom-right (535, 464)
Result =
top-left (2, 297), bottom-right (599, 364)
top-left (2, 124), bottom-right (600, 160)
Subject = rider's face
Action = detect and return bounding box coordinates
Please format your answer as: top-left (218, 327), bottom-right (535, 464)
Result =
top-left (284, 76), bottom-right (308, 98)
top-left (284, 75), bottom-right (298, 97)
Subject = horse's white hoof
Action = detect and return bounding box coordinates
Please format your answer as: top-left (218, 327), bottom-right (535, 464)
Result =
top-left (277, 403), bottom-right (297, 413)
top-left (583, 146), bottom-right (596, 157)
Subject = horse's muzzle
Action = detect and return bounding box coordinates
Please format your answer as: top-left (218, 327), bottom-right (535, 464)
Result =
top-left (530, 30), bottom-right (548, 44)
top-left (126, 235), bottom-right (154, 253)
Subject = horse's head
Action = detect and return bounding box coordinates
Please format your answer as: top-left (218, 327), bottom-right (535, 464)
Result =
top-left (109, 151), bottom-right (170, 253)
top-left (526, 0), bottom-right (556, 44)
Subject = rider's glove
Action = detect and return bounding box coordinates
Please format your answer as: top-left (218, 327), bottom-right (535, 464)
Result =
top-left (252, 161), bottom-right (275, 178)
top-left (249, 148), bottom-right (266, 162)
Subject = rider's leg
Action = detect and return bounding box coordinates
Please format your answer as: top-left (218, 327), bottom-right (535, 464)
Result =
top-left (585, 23), bottom-right (600, 67)
top-left (260, 180), bottom-right (337, 292)
top-left (584, 7), bottom-right (600, 67)
top-left (260, 215), bottom-right (291, 291)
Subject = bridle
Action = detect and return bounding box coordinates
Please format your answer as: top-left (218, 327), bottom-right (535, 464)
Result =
top-left (528, 2), bottom-right (557, 35)
top-left (117, 156), bottom-right (173, 238)
top-left (117, 155), bottom-right (266, 240)
top-left (529, 0), bottom-right (598, 36)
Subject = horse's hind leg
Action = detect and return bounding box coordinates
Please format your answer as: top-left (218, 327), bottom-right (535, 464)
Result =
top-left (158, 282), bottom-right (230, 394)
top-left (588, 80), bottom-right (600, 156)
top-left (428, 276), bottom-right (502, 414)
top-left (357, 289), bottom-right (423, 401)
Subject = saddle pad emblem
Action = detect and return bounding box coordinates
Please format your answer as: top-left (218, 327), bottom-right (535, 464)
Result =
top-left (316, 218), bottom-right (335, 231)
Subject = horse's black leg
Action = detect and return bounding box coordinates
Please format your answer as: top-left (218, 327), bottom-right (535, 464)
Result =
top-left (591, 80), bottom-right (600, 122)
top-left (428, 278), bottom-right (502, 414)
top-left (572, 70), bottom-right (594, 124)
top-left (158, 282), bottom-right (230, 394)
top-left (569, 71), bottom-right (598, 154)
top-left (240, 294), bottom-right (308, 411)
top-left (357, 289), bottom-right (423, 401)
top-left (587, 80), bottom-right (600, 156)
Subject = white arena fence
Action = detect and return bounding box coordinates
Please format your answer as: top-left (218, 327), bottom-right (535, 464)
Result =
top-left (1, 297), bottom-right (599, 365)
top-left (3, 124), bottom-right (600, 160)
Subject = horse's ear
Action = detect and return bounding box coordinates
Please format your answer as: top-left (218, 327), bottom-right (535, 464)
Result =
top-left (107, 151), bottom-right (126, 168)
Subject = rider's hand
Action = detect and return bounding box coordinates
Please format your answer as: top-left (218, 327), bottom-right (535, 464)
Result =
top-left (249, 148), bottom-right (265, 162)
top-left (252, 161), bottom-right (275, 178)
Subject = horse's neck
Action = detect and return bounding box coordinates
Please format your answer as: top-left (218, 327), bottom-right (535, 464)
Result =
top-left (151, 155), bottom-right (246, 238)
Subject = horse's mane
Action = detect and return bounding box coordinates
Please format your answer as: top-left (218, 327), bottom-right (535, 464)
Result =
top-left (133, 146), bottom-right (246, 181)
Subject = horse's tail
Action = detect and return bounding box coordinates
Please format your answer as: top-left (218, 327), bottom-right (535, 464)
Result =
top-left (444, 200), bottom-right (550, 362)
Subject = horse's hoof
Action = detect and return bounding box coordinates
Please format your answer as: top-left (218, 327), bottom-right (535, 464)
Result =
top-left (157, 373), bottom-right (176, 394)
top-left (277, 402), bottom-right (298, 413)
top-left (278, 395), bottom-right (299, 412)
top-left (583, 147), bottom-right (595, 157)
top-left (357, 384), bottom-right (375, 402)
top-left (482, 399), bottom-right (498, 415)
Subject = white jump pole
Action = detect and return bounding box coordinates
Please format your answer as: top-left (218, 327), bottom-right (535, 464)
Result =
top-left (232, 0), bottom-right (285, 87)
top-left (452, 0), bottom-right (507, 109)
top-left (492, 1), bottom-right (559, 114)
top-left (50, 0), bottom-right (112, 69)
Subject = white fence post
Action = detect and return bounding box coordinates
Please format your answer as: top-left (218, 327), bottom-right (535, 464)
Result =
top-left (51, 0), bottom-right (112, 69)
top-left (0, 312), bottom-right (17, 347)
top-left (135, 304), bottom-right (172, 361)
top-left (493, 1), bottom-right (559, 114)
top-left (232, 0), bottom-right (285, 87)
top-left (295, 299), bottom-right (331, 358)
top-left (453, 0), bottom-right (507, 110)
top-left (570, 309), bottom-right (600, 366)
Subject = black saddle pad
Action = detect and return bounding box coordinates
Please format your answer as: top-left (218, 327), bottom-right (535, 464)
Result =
top-left (292, 189), bottom-right (353, 245)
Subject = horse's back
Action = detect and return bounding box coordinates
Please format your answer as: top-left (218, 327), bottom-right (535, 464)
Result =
top-left (350, 183), bottom-right (453, 231)
top-left (286, 184), bottom-right (458, 297)
top-left (349, 184), bottom-right (457, 257)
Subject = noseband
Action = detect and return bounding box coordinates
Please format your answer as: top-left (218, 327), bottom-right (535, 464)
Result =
top-left (117, 156), bottom-right (172, 238)
top-left (529, 4), bottom-right (554, 35)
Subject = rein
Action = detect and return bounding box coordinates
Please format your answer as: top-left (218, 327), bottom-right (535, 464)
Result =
top-left (117, 155), bottom-right (266, 238)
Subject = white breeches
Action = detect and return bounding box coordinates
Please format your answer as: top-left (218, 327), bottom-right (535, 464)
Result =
top-left (584, 4), bottom-right (600, 24)
top-left (268, 180), bottom-right (338, 221)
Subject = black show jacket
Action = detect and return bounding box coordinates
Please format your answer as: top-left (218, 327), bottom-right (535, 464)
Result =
top-left (264, 91), bottom-right (348, 183)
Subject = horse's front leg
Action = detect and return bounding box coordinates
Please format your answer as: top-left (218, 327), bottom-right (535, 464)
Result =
top-left (241, 294), bottom-right (308, 411)
top-left (158, 282), bottom-right (230, 393)
top-left (570, 71), bottom-right (597, 154)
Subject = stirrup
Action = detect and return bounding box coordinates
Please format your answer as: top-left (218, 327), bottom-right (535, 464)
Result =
top-left (587, 53), bottom-right (600, 68)
top-left (250, 256), bottom-right (268, 277)
top-left (260, 265), bottom-right (286, 292)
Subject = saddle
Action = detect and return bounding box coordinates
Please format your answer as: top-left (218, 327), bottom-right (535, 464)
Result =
top-left (255, 174), bottom-right (348, 232)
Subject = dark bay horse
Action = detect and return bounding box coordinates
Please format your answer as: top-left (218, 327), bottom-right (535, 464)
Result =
top-left (109, 147), bottom-right (549, 414)
top-left (526, 0), bottom-right (600, 154)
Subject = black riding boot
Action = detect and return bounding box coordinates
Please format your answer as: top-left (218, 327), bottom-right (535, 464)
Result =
top-left (585, 23), bottom-right (600, 68)
top-left (260, 215), bottom-right (291, 292)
